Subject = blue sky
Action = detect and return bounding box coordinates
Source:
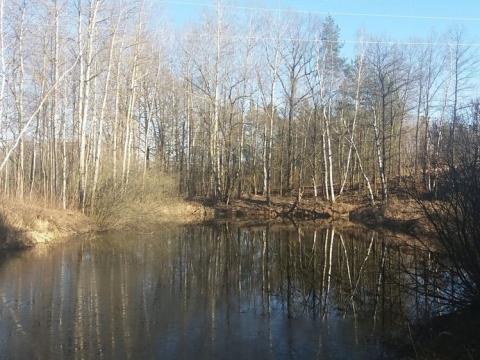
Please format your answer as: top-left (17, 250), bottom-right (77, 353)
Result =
top-left (154, 0), bottom-right (480, 58)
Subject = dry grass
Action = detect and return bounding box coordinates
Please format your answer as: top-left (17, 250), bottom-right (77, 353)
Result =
top-left (91, 173), bottom-right (213, 229)
top-left (0, 174), bottom-right (214, 249)
top-left (384, 196), bottom-right (423, 221)
top-left (102, 199), bottom-right (213, 230)
top-left (0, 198), bottom-right (94, 250)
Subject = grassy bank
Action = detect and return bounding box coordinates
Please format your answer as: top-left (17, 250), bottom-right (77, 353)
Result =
top-left (0, 200), bottom-right (95, 250)
top-left (0, 197), bottom-right (213, 251)
top-left (94, 197), bottom-right (214, 230)
top-left (0, 190), bottom-right (427, 250)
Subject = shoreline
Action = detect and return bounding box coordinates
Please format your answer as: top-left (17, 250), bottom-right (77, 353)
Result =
top-left (0, 201), bottom-right (96, 251)
top-left (212, 194), bottom-right (432, 238)
top-left (3, 197), bottom-right (470, 358)
top-left (1, 194), bottom-right (431, 251)
top-left (0, 198), bottom-right (214, 251)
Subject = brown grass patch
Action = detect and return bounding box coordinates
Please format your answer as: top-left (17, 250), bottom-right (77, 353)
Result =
top-left (0, 198), bottom-right (95, 250)
top-left (91, 174), bottom-right (214, 229)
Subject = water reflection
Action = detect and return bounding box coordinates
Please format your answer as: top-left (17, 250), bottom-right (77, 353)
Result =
top-left (0, 223), bottom-right (448, 359)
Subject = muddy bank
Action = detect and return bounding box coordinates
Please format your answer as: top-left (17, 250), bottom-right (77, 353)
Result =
top-left (212, 196), bottom-right (352, 220)
top-left (349, 199), bottom-right (433, 238)
top-left (210, 195), bottom-right (432, 238)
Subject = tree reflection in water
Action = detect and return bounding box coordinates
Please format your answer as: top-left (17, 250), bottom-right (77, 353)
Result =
top-left (0, 223), bottom-right (452, 359)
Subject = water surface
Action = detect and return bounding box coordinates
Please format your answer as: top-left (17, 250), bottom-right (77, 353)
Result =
top-left (0, 223), bottom-right (444, 359)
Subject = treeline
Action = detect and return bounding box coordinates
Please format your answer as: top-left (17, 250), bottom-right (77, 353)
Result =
top-left (0, 0), bottom-right (478, 212)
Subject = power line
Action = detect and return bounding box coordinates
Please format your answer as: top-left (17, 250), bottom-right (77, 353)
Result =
top-left (161, 1), bottom-right (480, 48)
top-left (181, 33), bottom-right (480, 48)
top-left (159, 0), bottom-right (480, 22)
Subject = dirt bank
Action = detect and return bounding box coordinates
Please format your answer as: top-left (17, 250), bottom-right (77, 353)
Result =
top-left (213, 195), bottom-right (353, 220)
top-left (211, 194), bottom-right (433, 238)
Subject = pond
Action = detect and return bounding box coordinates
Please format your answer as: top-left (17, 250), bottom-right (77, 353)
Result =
top-left (0, 223), bottom-right (450, 359)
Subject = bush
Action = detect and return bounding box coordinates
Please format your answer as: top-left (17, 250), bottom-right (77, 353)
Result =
top-left (91, 172), bottom-right (181, 227)
top-left (419, 162), bottom-right (480, 309)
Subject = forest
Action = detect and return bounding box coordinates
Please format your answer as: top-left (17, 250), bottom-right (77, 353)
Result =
top-left (1, 1), bottom-right (480, 358)
top-left (0, 0), bottom-right (478, 213)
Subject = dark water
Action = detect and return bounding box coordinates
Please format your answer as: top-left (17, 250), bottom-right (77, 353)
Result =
top-left (0, 223), bottom-right (446, 359)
